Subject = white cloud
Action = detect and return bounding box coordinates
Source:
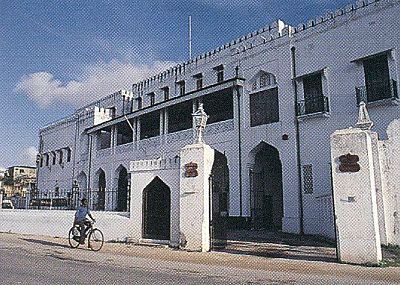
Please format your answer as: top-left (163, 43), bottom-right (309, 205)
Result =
top-left (22, 146), bottom-right (38, 166)
top-left (14, 60), bottom-right (175, 109)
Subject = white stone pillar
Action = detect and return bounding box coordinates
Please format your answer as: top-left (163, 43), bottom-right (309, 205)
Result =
top-left (330, 127), bottom-right (382, 265)
top-left (179, 143), bottom-right (214, 252)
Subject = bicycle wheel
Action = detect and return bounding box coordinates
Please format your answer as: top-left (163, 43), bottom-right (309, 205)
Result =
top-left (88, 228), bottom-right (104, 251)
top-left (68, 227), bottom-right (80, 248)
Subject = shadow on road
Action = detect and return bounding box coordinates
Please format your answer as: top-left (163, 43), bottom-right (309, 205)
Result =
top-left (216, 230), bottom-right (338, 263)
top-left (21, 238), bottom-right (70, 249)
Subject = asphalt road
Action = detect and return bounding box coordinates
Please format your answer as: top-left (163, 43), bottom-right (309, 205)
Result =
top-left (0, 233), bottom-right (399, 285)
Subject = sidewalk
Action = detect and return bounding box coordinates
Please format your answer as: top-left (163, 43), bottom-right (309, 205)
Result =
top-left (1, 232), bottom-right (399, 284)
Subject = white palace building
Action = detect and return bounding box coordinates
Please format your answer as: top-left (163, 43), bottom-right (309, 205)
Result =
top-left (37, 0), bottom-right (400, 241)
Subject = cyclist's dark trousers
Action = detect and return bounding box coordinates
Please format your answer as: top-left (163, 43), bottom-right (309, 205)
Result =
top-left (77, 220), bottom-right (91, 242)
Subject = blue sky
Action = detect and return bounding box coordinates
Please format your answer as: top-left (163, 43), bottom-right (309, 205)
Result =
top-left (0, 0), bottom-right (351, 169)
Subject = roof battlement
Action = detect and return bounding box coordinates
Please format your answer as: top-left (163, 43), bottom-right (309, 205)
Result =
top-left (131, 0), bottom-right (399, 94)
top-left (40, 90), bottom-right (132, 133)
top-left (76, 89), bottom-right (133, 113)
top-left (132, 19), bottom-right (288, 94)
top-left (129, 157), bottom-right (180, 172)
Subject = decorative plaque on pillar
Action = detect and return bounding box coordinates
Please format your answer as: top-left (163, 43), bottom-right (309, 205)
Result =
top-left (184, 162), bottom-right (198, 177)
top-left (338, 153), bottom-right (360, 173)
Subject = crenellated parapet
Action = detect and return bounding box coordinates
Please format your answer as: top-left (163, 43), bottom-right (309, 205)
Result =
top-left (93, 106), bottom-right (114, 126)
top-left (39, 114), bottom-right (77, 134)
top-left (292, 0), bottom-right (399, 34)
top-left (76, 89), bottom-right (132, 113)
top-left (131, 19), bottom-right (291, 95)
top-left (129, 157), bottom-right (180, 172)
top-left (130, 0), bottom-right (399, 96)
top-left (40, 89), bottom-right (133, 133)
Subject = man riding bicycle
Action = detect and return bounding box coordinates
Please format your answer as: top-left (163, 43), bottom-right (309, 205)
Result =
top-left (73, 198), bottom-right (95, 244)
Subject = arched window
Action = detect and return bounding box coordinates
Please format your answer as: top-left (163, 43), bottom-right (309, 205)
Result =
top-left (251, 71), bottom-right (277, 91)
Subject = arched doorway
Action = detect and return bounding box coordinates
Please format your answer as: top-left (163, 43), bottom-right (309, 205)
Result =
top-left (250, 142), bottom-right (283, 230)
top-left (142, 177), bottom-right (170, 240)
top-left (77, 172), bottom-right (87, 191)
top-left (96, 169), bottom-right (106, 211)
top-left (116, 166), bottom-right (129, 212)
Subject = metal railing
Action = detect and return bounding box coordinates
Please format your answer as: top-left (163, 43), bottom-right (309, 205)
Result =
top-left (25, 188), bottom-right (130, 212)
top-left (355, 79), bottom-right (398, 105)
top-left (297, 95), bottom-right (330, 116)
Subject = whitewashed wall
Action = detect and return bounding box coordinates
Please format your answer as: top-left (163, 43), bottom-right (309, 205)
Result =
top-left (0, 210), bottom-right (131, 242)
top-left (129, 158), bottom-right (181, 246)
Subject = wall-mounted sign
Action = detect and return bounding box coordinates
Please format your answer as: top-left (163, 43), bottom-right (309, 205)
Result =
top-left (339, 153), bottom-right (360, 173)
top-left (184, 162), bottom-right (198, 177)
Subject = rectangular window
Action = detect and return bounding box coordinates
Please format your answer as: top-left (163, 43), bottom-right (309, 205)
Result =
top-left (303, 164), bottom-right (314, 194)
top-left (136, 97), bottom-right (142, 110)
top-left (52, 152), bottom-right (56, 165)
top-left (59, 150), bottom-right (63, 164)
top-left (162, 87), bottom-right (169, 100)
top-left (40, 157), bottom-right (43, 167)
top-left (66, 148), bottom-right (71, 162)
top-left (108, 107), bottom-right (116, 118)
top-left (363, 54), bottom-right (393, 102)
top-left (218, 70), bottom-right (224, 83)
top-left (177, 80), bottom-right (185, 96)
top-left (202, 88), bottom-right (234, 124)
top-left (167, 100), bottom-right (193, 133)
top-left (250, 88), bottom-right (279, 127)
top-left (214, 65), bottom-right (224, 83)
top-left (197, 78), bottom-right (203, 90)
top-left (303, 73), bottom-right (324, 114)
top-left (98, 127), bottom-right (112, 149)
top-left (194, 73), bottom-right (203, 90)
top-left (148, 92), bottom-right (155, 106)
top-left (117, 120), bottom-right (134, 145)
top-left (140, 110), bottom-right (160, 140)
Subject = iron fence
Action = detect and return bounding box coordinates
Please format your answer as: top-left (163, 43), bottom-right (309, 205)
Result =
top-left (297, 95), bottom-right (329, 116)
top-left (25, 188), bottom-right (130, 212)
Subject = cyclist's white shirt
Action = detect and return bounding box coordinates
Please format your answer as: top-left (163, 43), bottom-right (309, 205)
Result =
top-left (75, 206), bottom-right (91, 222)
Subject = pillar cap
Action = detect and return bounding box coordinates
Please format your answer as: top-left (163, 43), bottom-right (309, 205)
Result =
top-left (355, 101), bottom-right (373, 130)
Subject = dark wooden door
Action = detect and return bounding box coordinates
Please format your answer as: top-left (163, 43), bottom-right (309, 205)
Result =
top-left (143, 178), bottom-right (170, 240)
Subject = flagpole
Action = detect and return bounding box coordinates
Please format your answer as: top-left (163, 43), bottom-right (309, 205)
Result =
top-left (188, 15), bottom-right (192, 60)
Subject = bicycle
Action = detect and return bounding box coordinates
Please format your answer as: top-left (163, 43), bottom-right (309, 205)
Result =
top-left (68, 220), bottom-right (104, 251)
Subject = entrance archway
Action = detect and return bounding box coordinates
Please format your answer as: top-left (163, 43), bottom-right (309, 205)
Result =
top-left (116, 165), bottom-right (129, 212)
top-left (77, 171), bottom-right (88, 191)
top-left (250, 142), bottom-right (283, 230)
top-left (142, 177), bottom-right (170, 240)
top-left (96, 169), bottom-right (106, 211)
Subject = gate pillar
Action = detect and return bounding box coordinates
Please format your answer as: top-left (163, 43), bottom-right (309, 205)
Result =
top-left (179, 142), bottom-right (214, 252)
top-left (330, 102), bottom-right (382, 265)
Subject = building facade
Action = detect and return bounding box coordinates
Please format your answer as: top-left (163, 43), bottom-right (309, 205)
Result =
top-left (3, 166), bottom-right (36, 198)
top-left (37, 0), bottom-right (400, 240)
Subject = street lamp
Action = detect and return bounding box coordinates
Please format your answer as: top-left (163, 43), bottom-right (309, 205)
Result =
top-left (72, 180), bottom-right (79, 209)
top-left (192, 103), bottom-right (209, 144)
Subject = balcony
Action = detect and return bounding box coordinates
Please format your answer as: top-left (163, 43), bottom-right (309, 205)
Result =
top-left (297, 96), bottom-right (330, 118)
top-left (355, 79), bottom-right (399, 105)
